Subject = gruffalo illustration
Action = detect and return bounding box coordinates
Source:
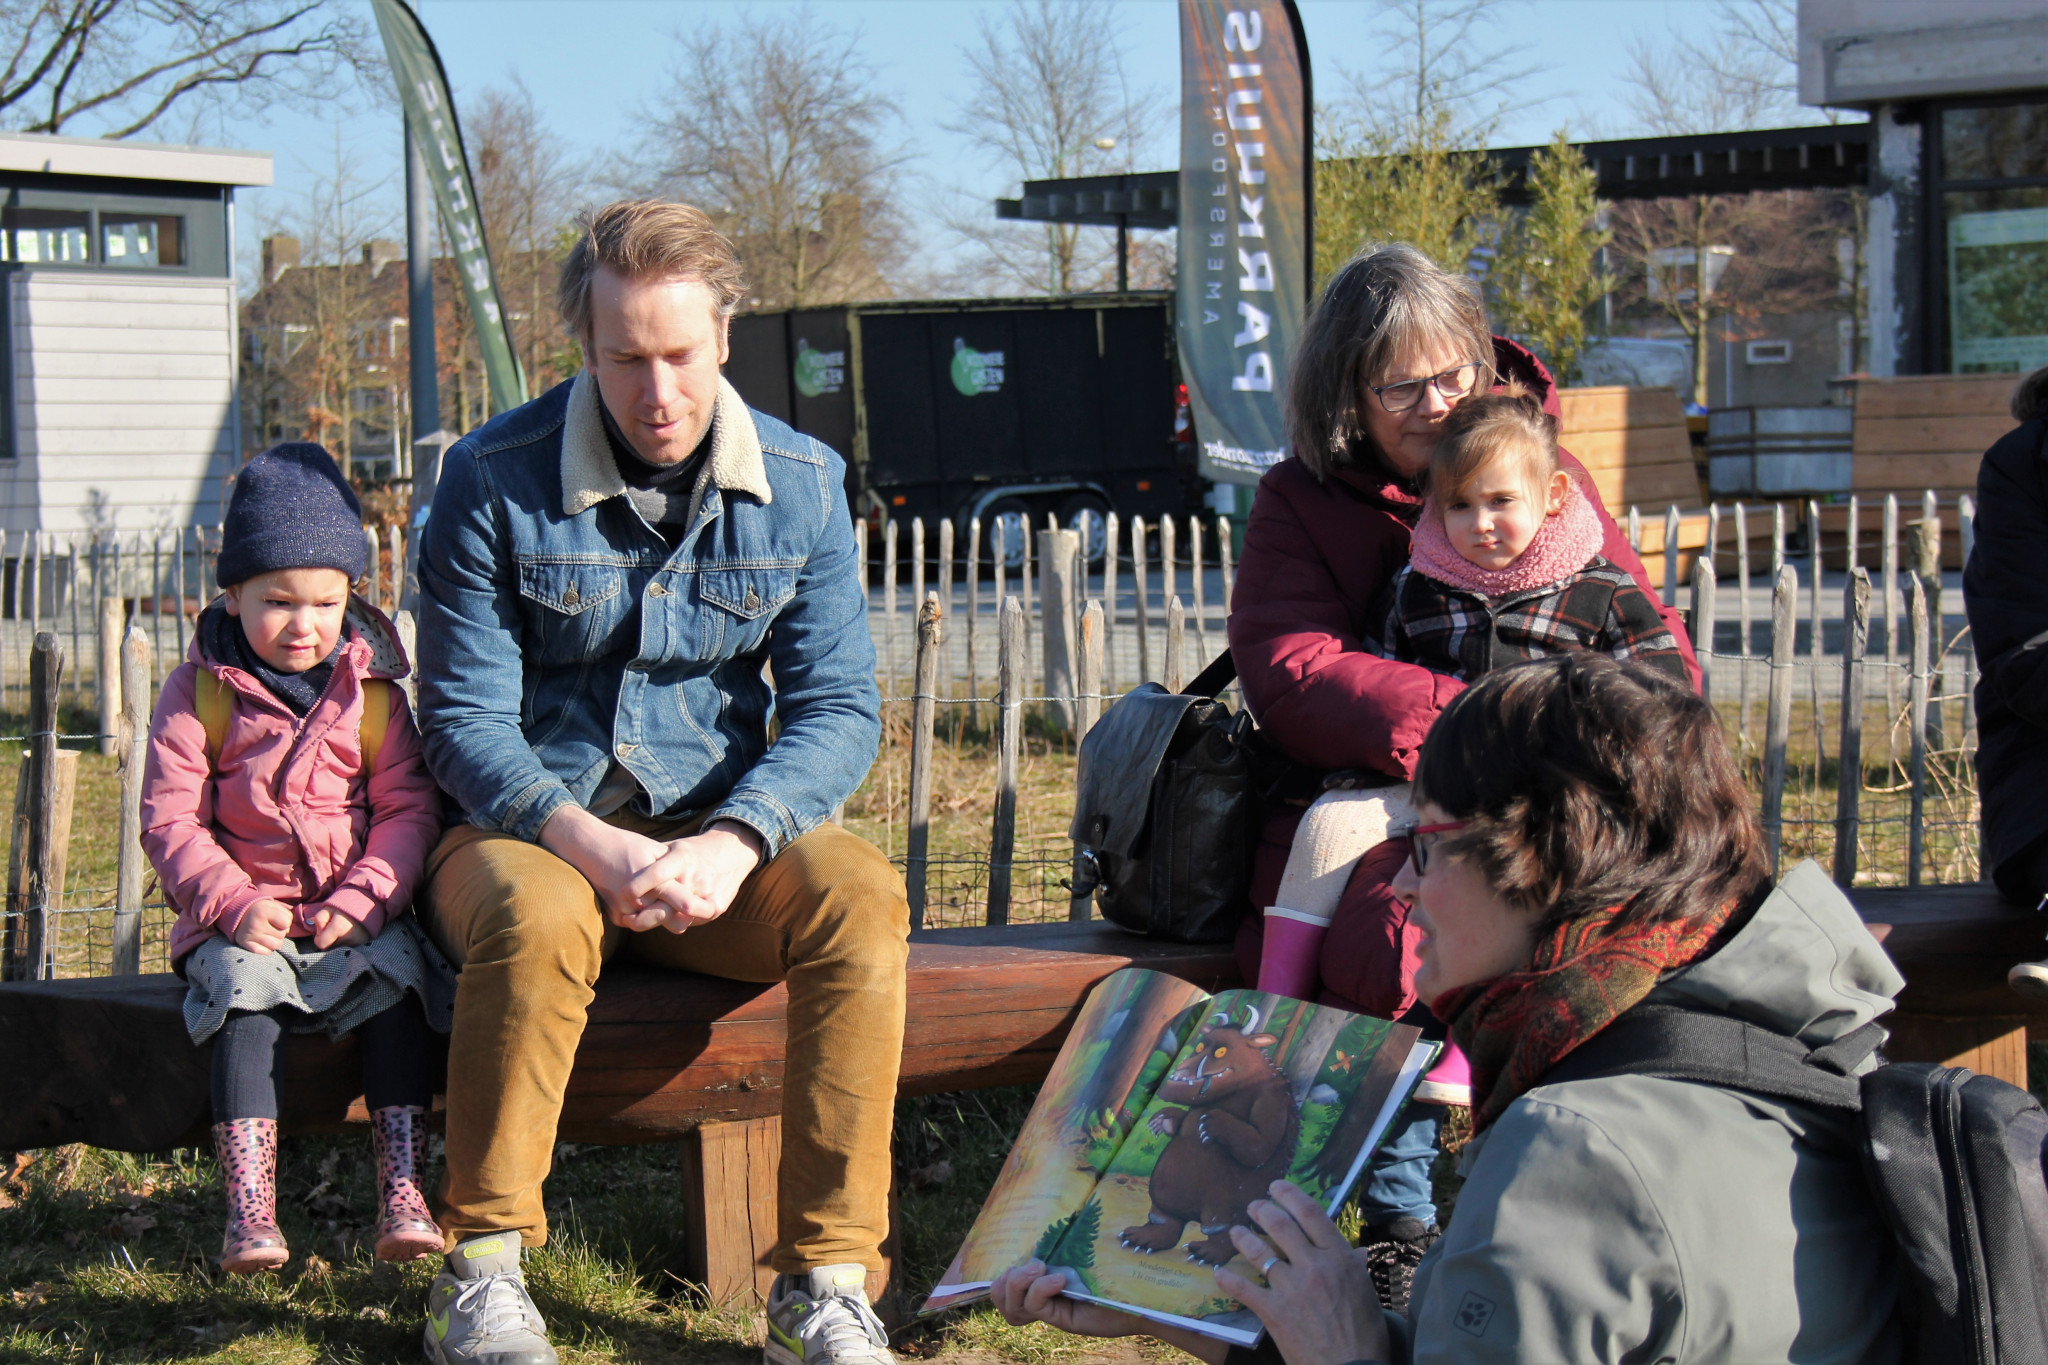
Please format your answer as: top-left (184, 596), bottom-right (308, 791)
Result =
top-left (1119, 1003), bottom-right (1300, 1265)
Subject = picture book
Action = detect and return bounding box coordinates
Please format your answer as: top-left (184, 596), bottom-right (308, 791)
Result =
top-left (923, 968), bottom-right (1436, 1345)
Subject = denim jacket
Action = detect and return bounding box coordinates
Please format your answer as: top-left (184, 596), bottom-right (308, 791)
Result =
top-left (415, 372), bottom-right (880, 857)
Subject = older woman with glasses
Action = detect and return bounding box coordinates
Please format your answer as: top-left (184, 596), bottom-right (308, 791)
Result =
top-left (1223, 244), bottom-right (1698, 1306)
top-left (993, 654), bottom-right (1900, 1365)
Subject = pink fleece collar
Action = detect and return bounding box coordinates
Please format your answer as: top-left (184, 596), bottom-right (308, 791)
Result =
top-left (1409, 475), bottom-right (1605, 596)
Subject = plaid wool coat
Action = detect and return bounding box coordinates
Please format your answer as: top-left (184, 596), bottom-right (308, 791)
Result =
top-left (1366, 556), bottom-right (1691, 683)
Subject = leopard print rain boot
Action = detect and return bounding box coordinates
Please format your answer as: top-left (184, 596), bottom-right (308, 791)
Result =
top-left (213, 1117), bottom-right (289, 1274)
top-left (370, 1105), bottom-right (443, 1261)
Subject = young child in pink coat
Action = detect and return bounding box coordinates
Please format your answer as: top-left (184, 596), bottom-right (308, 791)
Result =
top-left (143, 443), bottom-right (448, 1275)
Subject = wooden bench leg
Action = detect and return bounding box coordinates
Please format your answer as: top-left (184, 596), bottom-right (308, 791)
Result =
top-left (682, 1115), bottom-right (783, 1307)
top-left (1885, 1013), bottom-right (2031, 1088)
top-left (679, 1115), bottom-right (904, 1319)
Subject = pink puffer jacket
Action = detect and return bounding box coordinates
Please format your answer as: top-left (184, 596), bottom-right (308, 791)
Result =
top-left (144, 600), bottom-right (442, 968)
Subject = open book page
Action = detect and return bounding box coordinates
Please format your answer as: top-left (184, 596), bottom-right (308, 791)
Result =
top-left (1044, 990), bottom-right (1434, 1345)
top-left (923, 968), bottom-right (1215, 1312)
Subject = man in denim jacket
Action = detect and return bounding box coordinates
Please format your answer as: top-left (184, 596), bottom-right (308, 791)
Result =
top-left (414, 201), bottom-right (906, 1365)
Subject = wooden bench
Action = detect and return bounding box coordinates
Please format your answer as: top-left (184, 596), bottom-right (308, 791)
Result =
top-left (0, 884), bottom-right (2037, 1305)
top-left (0, 920), bottom-right (1240, 1305)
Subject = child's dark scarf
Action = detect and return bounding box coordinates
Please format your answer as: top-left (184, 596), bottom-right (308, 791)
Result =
top-left (1431, 896), bottom-right (1740, 1133)
top-left (200, 600), bottom-right (344, 718)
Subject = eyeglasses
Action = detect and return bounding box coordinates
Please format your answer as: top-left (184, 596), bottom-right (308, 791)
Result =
top-left (1369, 363), bottom-right (1489, 415)
top-left (1391, 819), bottom-right (1470, 875)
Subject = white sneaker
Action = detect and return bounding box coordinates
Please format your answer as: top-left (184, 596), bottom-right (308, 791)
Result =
top-left (2009, 959), bottom-right (2048, 1002)
top-left (764, 1264), bottom-right (896, 1365)
top-left (422, 1231), bottom-right (558, 1365)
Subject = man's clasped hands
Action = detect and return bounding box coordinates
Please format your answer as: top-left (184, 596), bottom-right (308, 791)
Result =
top-left (540, 804), bottom-right (765, 933)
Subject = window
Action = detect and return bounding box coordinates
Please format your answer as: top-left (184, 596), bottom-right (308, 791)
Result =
top-left (1746, 340), bottom-right (1792, 365)
top-left (1942, 105), bottom-right (2048, 183)
top-left (100, 214), bottom-right (185, 268)
top-left (1, 208), bottom-right (89, 264)
top-left (1936, 101), bottom-right (2048, 374)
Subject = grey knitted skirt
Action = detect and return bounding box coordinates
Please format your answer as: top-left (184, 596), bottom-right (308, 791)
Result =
top-left (181, 914), bottom-right (458, 1045)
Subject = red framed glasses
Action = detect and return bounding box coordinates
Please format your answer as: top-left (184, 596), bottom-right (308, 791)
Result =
top-left (1392, 819), bottom-right (1470, 875)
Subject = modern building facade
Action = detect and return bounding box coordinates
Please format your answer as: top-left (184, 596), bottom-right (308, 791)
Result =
top-left (1801, 0), bottom-right (2048, 376)
top-left (0, 131), bottom-right (271, 532)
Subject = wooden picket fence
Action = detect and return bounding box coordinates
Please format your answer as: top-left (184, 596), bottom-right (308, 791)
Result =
top-left (0, 488), bottom-right (1985, 977)
top-left (879, 491), bottom-right (1982, 928)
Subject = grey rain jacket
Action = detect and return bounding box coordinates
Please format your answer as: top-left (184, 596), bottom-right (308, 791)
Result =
top-left (1398, 860), bottom-right (1904, 1364)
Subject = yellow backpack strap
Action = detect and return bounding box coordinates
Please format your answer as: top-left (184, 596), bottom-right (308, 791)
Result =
top-left (193, 668), bottom-right (233, 770)
top-left (358, 679), bottom-right (394, 779)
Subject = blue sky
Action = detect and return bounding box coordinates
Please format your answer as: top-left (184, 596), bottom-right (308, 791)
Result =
top-left (216, 0), bottom-right (1790, 286)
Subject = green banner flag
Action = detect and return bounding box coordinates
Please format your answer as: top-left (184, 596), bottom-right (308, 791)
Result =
top-left (370, 0), bottom-right (527, 414)
top-left (1176, 0), bottom-right (1311, 484)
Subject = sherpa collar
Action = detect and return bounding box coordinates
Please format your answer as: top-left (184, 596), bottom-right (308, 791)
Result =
top-left (560, 370), bottom-right (772, 518)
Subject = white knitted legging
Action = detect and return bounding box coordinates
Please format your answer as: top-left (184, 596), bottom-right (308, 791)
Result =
top-left (1268, 784), bottom-right (1416, 926)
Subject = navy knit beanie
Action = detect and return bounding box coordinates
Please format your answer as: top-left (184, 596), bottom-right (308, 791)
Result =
top-left (216, 442), bottom-right (368, 588)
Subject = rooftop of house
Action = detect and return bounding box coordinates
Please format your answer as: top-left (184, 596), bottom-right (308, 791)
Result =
top-left (0, 131), bottom-right (272, 187)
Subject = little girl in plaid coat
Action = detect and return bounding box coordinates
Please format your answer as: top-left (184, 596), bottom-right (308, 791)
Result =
top-left (1365, 383), bottom-right (1690, 684)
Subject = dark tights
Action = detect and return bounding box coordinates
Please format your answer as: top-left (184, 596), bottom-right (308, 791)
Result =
top-left (210, 994), bottom-right (437, 1121)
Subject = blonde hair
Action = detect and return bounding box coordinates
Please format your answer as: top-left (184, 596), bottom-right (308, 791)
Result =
top-left (1286, 243), bottom-right (1493, 481)
top-left (557, 200), bottom-right (748, 343)
top-left (1425, 380), bottom-right (1560, 503)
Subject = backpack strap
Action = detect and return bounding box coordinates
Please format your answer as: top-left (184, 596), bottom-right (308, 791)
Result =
top-left (1184, 648), bottom-right (1237, 698)
top-left (190, 668), bottom-right (395, 777)
top-left (1541, 1002), bottom-right (1873, 1113)
top-left (193, 668), bottom-right (234, 768)
top-left (358, 678), bottom-right (394, 779)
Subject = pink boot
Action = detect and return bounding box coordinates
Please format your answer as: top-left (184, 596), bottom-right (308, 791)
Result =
top-left (1257, 911), bottom-right (1331, 1000)
top-left (1414, 1041), bottom-right (1471, 1108)
top-left (213, 1118), bottom-right (289, 1274)
top-left (371, 1105), bottom-right (443, 1261)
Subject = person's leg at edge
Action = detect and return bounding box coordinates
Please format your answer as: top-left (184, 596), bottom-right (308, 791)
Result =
top-left (1357, 1102), bottom-right (1443, 1316)
top-left (625, 820), bottom-right (911, 1284)
top-left (2000, 831), bottom-right (2048, 999)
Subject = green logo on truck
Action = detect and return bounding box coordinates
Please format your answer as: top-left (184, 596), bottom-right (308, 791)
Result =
top-left (950, 336), bottom-right (1005, 396)
top-left (793, 339), bottom-right (845, 398)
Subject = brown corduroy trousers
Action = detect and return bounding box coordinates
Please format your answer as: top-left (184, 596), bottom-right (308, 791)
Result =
top-left (420, 815), bottom-right (910, 1276)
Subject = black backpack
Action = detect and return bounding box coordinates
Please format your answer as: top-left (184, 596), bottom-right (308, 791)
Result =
top-left (1548, 1003), bottom-right (2048, 1365)
top-left (1066, 652), bottom-right (1255, 942)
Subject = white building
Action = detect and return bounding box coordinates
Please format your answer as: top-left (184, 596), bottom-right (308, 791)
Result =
top-left (1, 132), bottom-right (272, 533)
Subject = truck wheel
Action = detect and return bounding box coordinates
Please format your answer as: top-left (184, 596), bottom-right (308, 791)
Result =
top-left (1060, 494), bottom-right (1113, 566)
top-left (981, 499), bottom-right (1031, 570)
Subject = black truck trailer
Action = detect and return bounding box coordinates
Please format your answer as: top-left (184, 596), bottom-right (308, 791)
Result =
top-left (723, 292), bottom-right (1208, 560)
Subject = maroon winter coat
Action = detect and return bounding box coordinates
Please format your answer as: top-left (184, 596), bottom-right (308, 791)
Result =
top-left (1229, 337), bottom-right (1700, 1017)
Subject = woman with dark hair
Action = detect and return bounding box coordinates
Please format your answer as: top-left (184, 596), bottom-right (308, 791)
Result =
top-left (1965, 364), bottom-right (2048, 994)
top-left (1226, 243), bottom-right (1699, 1299)
top-left (991, 654), bottom-right (1902, 1365)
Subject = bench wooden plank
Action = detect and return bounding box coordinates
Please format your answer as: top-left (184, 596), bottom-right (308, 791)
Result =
top-left (2, 886), bottom-right (2036, 1155)
top-left (0, 921), bottom-right (1242, 1154)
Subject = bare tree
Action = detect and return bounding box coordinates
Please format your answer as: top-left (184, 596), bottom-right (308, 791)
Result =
top-left (468, 78), bottom-right (589, 390)
top-left (942, 0), bottom-right (1161, 296)
top-left (0, 0), bottom-right (374, 140)
top-left (636, 10), bottom-right (905, 310)
top-left (1345, 0), bottom-right (1543, 150)
top-left (1608, 0), bottom-right (1868, 402)
top-left (1609, 188), bottom-right (1853, 404)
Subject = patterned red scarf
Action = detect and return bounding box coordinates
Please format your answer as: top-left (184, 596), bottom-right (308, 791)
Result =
top-left (1430, 898), bottom-right (1740, 1132)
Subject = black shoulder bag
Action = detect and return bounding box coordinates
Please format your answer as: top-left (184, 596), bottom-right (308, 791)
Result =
top-left (1066, 651), bottom-right (1256, 943)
